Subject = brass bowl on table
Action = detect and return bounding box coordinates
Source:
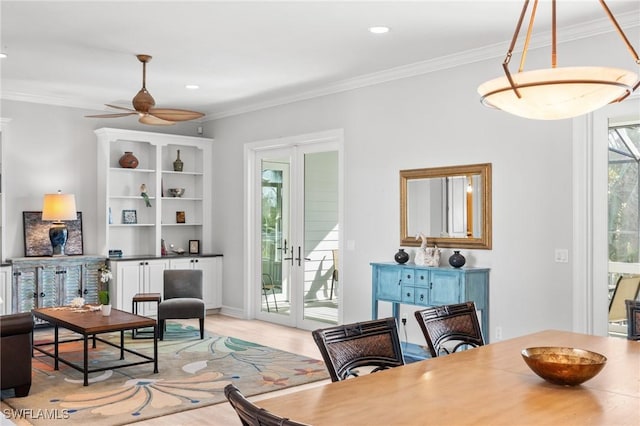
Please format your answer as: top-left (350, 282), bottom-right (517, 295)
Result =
top-left (521, 347), bottom-right (607, 386)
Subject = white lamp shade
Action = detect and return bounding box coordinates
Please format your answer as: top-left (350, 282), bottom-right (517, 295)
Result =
top-left (478, 66), bottom-right (638, 120)
top-left (42, 193), bottom-right (77, 221)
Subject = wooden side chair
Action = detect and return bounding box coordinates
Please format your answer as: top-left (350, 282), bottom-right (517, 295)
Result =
top-left (626, 299), bottom-right (640, 340)
top-left (312, 317), bottom-right (405, 382)
top-left (414, 301), bottom-right (484, 357)
top-left (224, 384), bottom-right (309, 426)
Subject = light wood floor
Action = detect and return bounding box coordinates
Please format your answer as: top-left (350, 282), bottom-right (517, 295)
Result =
top-left (2, 314), bottom-right (329, 426)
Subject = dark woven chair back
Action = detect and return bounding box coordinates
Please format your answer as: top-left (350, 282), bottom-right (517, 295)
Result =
top-left (312, 317), bottom-right (405, 382)
top-left (626, 299), bottom-right (640, 340)
top-left (414, 301), bottom-right (485, 357)
top-left (224, 384), bottom-right (309, 426)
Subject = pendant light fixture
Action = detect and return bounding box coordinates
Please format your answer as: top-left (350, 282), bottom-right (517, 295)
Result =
top-left (477, 0), bottom-right (640, 120)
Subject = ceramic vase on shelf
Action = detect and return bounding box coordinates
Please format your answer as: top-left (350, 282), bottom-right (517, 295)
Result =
top-left (449, 250), bottom-right (466, 268)
top-left (119, 151), bottom-right (139, 169)
top-left (394, 248), bottom-right (409, 264)
top-left (173, 149), bottom-right (184, 172)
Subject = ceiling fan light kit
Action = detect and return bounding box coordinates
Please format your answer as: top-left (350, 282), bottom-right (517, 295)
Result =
top-left (477, 0), bottom-right (640, 120)
top-left (86, 54), bottom-right (204, 126)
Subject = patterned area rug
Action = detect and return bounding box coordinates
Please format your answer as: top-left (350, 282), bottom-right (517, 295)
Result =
top-left (2, 323), bottom-right (328, 425)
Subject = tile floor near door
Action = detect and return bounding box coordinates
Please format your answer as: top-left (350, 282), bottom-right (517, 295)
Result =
top-left (1, 314), bottom-right (328, 426)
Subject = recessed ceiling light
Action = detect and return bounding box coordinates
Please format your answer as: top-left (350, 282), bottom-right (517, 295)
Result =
top-left (185, 84), bottom-right (199, 90)
top-left (369, 26), bottom-right (389, 34)
top-left (0, 53), bottom-right (7, 59)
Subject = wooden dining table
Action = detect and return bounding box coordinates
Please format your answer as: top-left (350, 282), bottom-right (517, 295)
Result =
top-left (258, 330), bottom-right (640, 425)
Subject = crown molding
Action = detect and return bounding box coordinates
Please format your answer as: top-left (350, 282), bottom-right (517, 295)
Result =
top-left (2, 11), bottom-right (638, 122)
top-left (205, 11), bottom-right (640, 120)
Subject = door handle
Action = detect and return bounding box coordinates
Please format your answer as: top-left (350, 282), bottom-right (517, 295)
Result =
top-left (284, 246), bottom-right (294, 265)
top-left (294, 246), bottom-right (311, 267)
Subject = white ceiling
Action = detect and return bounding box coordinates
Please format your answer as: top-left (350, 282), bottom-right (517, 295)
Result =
top-left (1, 1), bottom-right (639, 121)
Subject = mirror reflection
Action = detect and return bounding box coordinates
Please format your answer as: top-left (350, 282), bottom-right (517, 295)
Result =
top-left (400, 163), bottom-right (492, 249)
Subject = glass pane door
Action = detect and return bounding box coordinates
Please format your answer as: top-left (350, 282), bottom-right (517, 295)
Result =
top-left (301, 150), bottom-right (339, 326)
top-left (253, 136), bottom-right (340, 330)
top-left (260, 159), bottom-right (291, 318)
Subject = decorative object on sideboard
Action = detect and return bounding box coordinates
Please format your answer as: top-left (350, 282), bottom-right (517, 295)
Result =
top-left (140, 184), bottom-right (152, 207)
top-left (23, 211), bottom-right (84, 257)
top-left (170, 244), bottom-right (185, 255)
top-left (168, 188), bottom-right (185, 197)
top-left (108, 249), bottom-right (123, 258)
top-left (41, 190), bottom-right (78, 256)
top-left (449, 250), bottom-right (466, 268)
top-left (394, 248), bottom-right (409, 264)
top-left (176, 211), bottom-right (186, 223)
top-left (477, 0), bottom-right (639, 120)
top-left (189, 239), bottom-right (200, 255)
top-left (414, 232), bottom-right (440, 267)
top-left (118, 151), bottom-right (139, 169)
top-left (161, 239), bottom-right (168, 256)
top-left (122, 209), bottom-right (137, 224)
top-left (173, 149), bottom-right (184, 171)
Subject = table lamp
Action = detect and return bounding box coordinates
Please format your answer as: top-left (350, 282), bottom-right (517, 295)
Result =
top-left (42, 190), bottom-right (77, 256)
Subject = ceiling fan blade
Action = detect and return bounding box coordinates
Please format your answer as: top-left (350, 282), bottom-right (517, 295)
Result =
top-left (85, 112), bottom-right (137, 118)
top-left (139, 114), bottom-right (175, 126)
top-left (149, 108), bottom-right (204, 122)
top-left (87, 55), bottom-right (203, 126)
top-left (105, 104), bottom-right (137, 112)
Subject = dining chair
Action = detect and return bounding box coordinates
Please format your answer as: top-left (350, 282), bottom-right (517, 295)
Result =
top-left (414, 301), bottom-right (484, 357)
top-left (224, 383), bottom-right (309, 426)
top-left (329, 249), bottom-right (339, 300)
top-left (157, 269), bottom-right (205, 340)
top-left (261, 273), bottom-right (279, 313)
top-left (609, 275), bottom-right (640, 323)
top-left (626, 299), bottom-right (640, 340)
top-left (312, 317), bottom-right (405, 382)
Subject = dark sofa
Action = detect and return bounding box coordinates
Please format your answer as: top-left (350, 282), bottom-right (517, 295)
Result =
top-left (1, 312), bottom-right (34, 397)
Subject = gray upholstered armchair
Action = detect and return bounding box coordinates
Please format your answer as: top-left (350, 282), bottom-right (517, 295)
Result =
top-left (158, 269), bottom-right (205, 340)
top-left (1, 312), bottom-right (34, 397)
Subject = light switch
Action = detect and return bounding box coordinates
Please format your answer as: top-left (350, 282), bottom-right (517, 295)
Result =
top-left (554, 249), bottom-right (569, 263)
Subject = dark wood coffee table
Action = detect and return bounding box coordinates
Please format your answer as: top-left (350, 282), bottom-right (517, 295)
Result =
top-left (32, 306), bottom-right (158, 386)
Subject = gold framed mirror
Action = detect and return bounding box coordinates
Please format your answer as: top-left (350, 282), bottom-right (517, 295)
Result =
top-left (400, 163), bottom-right (492, 249)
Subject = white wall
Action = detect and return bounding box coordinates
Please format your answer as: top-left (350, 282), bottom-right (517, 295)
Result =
top-left (1, 27), bottom-right (638, 343)
top-left (0, 100), bottom-right (202, 259)
top-left (208, 28), bottom-right (638, 342)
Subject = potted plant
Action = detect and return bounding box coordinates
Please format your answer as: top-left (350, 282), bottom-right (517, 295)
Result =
top-left (98, 264), bottom-right (112, 316)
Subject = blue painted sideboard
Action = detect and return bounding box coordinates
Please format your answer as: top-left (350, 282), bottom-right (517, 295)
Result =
top-left (371, 262), bottom-right (490, 343)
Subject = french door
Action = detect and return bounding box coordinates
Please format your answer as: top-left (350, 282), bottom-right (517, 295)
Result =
top-left (248, 130), bottom-right (342, 330)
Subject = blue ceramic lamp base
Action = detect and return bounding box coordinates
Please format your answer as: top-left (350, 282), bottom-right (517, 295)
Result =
top-left (49, 222), bottom-right (68, 256)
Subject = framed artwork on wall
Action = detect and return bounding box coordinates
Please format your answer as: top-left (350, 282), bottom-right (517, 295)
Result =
top-left (23, 211), bottom-right (84, 257)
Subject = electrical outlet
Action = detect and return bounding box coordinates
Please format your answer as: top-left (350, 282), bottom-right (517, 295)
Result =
top-left (495, 326), bottom-right (503, 341)
top-left (401, 313), bottom-right (407, 326)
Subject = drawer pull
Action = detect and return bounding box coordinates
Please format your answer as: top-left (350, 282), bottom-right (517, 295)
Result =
top-left (419, 294), bottom-right (424, 301)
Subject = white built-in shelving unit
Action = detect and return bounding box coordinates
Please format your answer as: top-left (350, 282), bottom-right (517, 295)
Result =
top-left (95, 127), bottom-right (213, 257)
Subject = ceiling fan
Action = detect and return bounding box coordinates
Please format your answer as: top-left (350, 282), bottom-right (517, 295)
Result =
top-left (86, 54), bottom-right (204, 126)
